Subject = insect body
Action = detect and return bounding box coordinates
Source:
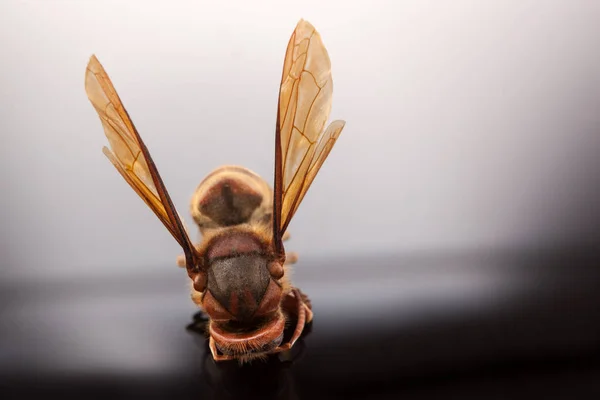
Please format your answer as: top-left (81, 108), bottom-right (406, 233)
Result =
top-left (84, 19), bottom-right (345, 362)
top-left (184, 165), bottom-right (305, 360)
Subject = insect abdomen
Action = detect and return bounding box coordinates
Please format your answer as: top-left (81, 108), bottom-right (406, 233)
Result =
top-left (190, 166), bottom-right (273, 231)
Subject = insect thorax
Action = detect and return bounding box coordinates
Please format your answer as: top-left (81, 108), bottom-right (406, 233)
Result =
top-left (202, 229), bottom-right (281, 324)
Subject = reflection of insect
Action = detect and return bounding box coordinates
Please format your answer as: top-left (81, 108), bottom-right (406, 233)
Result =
top-left (84, 19), bottom-right (345, 362)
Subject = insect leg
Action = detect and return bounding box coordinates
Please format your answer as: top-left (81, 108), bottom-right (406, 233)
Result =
top-left (273, 289), bottom-right (310, 353)
top-left (284, 252), bottom-right (299, 265)
top-left (209, 336), bottom-right (235, 362)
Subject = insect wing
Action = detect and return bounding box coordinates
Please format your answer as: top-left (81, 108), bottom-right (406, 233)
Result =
top-left (85, 55), bottom-right (201, 271)
top-left (273, 20), bottom-right (345, 252)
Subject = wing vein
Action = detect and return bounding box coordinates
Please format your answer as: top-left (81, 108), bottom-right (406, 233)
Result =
top-left (273, 20), bottom-right (346, 241)
top-left (85, 55), bottom-right (202, 275)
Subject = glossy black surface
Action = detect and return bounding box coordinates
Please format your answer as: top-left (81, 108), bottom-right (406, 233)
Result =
top-left (1, 247), bottom-right (599, 399)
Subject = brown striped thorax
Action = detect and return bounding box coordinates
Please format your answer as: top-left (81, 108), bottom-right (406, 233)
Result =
top-left (85, 19), bottom-right (345, 362)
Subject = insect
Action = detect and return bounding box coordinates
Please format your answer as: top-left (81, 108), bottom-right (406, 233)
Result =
top-left (84, 19), bottom-right (345, 362)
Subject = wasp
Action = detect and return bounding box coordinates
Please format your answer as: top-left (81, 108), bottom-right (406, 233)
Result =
top-left (84, 19), bottom-right (345, 362)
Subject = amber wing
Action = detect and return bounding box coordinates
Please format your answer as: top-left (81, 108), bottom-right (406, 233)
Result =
top-left (84, 55), bottom-right (201, 272)
top-left (273, 19), bottom-right (345, 253)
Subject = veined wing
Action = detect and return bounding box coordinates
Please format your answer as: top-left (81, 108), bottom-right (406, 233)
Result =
top-left (84, 55), bottom-right (202, 272)
top-left (273, 19), bottom-right (345, 254)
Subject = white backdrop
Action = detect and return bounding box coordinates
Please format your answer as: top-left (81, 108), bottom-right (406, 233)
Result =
top-left (1, 0), bottom-right (599, 282)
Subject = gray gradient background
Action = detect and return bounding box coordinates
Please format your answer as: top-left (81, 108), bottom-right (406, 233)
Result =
top-left (1, 0), bottom-right (599, 285)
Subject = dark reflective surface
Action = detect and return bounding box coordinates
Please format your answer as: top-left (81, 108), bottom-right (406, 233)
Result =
top-left (1, 247), bottom-right (599, 399)
top-left (186, 310), bottom-right (311, 400)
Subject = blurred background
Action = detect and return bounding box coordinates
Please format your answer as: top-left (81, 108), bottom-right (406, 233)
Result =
top-left (1, 1), bottom-right (599, 399)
